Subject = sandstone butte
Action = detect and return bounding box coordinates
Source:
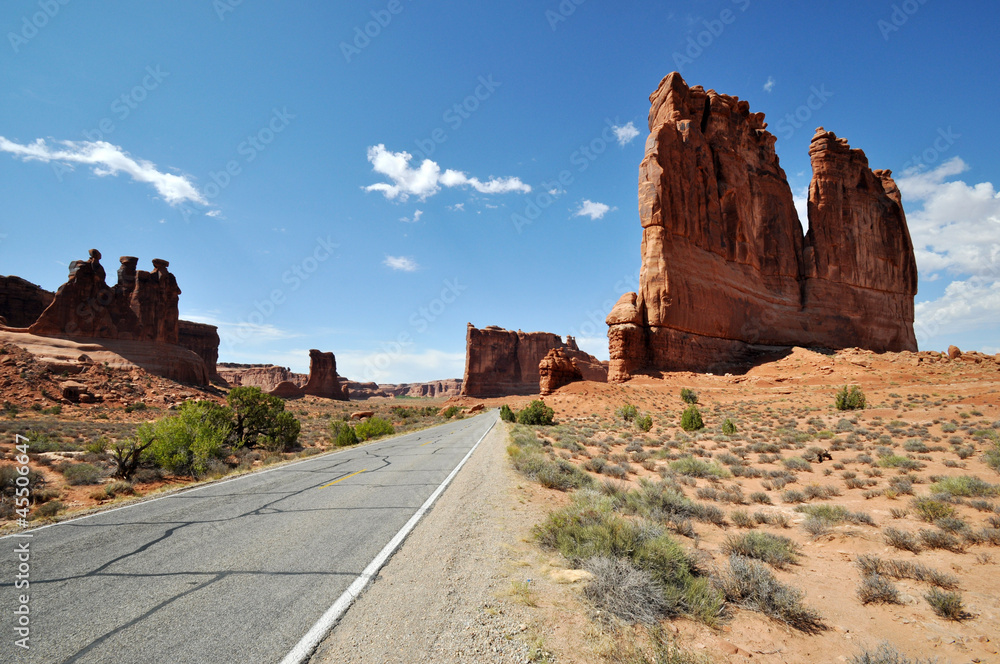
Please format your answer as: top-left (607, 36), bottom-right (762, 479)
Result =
top-left (219, 365), bottom-right (462, 400)
top-left (607, 72), bottom-right (918, 382)
top-left (461, 323), bottom-right (607, 398)
top-left (0, 250), bottom-right (220, 385)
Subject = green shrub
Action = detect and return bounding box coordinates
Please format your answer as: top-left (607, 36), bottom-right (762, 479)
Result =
top-left (669, 456), bottom-right (728, 478)
top-left (507, 425), bottom-right (591, 491)
top-left (227, 387), bottom-right (300, 450)
top-left (141, 401), bottom-right (229, 476)
top-left (722, 418), bottom-right (737, 435)
top-left (124, 402), bottom-right (147, 413)
top-left (835, 385), bottom-right (866, 411)
top-left (680, 406), bottom-right (704, 431)
top-left (616, 403), bottom-right (638, 422)
top-left (354, 416), bottom-right (395, 441)
top-left (517, 400), bottom-right (555, 426)
top-left (635, 414), bottom-right (653, 432)
top-left (680, 388), bottom-right (698, 405)
top-left (440, 405), bottom-right (461, 419)
top-left (499, 404), bottom-right (516, 423)
top-left (912, 497), bottom-right (956, 522)
top-left (331, 421), bottom-right (359, 447)
top-left (930, 475), bottom-right (998, 497)
top-left (722, 531), bottom-right (799, 568)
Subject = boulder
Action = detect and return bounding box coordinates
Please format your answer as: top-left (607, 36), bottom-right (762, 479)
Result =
top-left (351, 410), bottom-right (375, 420)
top-left (608, 73), bottom-right (918, 380)
top-left (269, 381), bottom-right (304, 398)
top-left (948, 345), bottom-right (962, 359)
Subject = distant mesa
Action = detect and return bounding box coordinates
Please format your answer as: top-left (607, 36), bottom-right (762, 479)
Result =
top-left (607, 72), bottom-right (918, 380)
top-left (1, 249), bottom-right (220, 385)
top-left (461, 323), bottom-right (607, 398)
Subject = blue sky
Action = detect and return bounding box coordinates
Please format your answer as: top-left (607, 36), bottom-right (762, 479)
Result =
top-left (2, 1), bottom-right (998, 382)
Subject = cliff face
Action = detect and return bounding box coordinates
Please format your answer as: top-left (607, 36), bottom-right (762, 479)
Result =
top-left (608, 73), bottom-right (918, 380)
top-left (0, 276), bottom-right (54, 328)
top-left (461, 324), bottom-right (607, 397)
top-left (178, 321), bottom-right (220, 380)
top-left (217, 364), bottom-right (306, 392)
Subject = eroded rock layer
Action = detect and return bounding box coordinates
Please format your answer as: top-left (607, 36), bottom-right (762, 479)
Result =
top-left (608, 73), bottom-right (917, 380)
top-left (0, 276), bottom-right (54, 328)
top-left (461, 324), bottom-right (607, 397)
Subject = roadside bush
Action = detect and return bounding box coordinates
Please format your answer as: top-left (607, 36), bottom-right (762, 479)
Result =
top-left (355, 416), bottom-right (395, 441)
top-left (62, 462), bottom-right (102, 485)
top-left (680, 388), bottom-right (698, 405)
top-left (332, 421), bottom-right (359, 447)
top-left (517, 400), bottom-right (555, 426)
top-left (835, 385), bottom-right (866, 411)
top-left (508, 425), bottom-right (591, 491)
top-left (500, 404), bottom-right (516, 423)
top-left (441, 405), bottom-right (462, 419)
top-left (583, 556), bottom-right (667, 624)
top-left (227, 387), bottom-right (300, 450)
top-left (34, 501), bottom-right (63, 518)
top-left (680, 406), bottom-right (704, 432)
top-left (140, 401), bottom-right (229, 476)
top-left (716, 555), bottom-right (824, 633)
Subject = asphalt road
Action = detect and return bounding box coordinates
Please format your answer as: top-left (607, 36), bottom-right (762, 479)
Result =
top-left (0, 411), bottom-right (498, 663)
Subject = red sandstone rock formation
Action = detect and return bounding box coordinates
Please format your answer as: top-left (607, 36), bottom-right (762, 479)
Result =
top-left (217, 364), bottom-right (306, 392)
top-left (178, 321), bottom-right (220, 380)
top-left (380, 379), bottom-right (464, 399)
top-left (0, 276), bottom-right (54, 328)
top-left (539, 348), bottom-right (583, 396)
top-left (269, 381), bottom-right (305, 398)
top-left (607, 73), bottom-right (918, 380)
top-left (302, 349), bottom-right (347, 400)
top-left (461, 324), bottom-right (607, 397)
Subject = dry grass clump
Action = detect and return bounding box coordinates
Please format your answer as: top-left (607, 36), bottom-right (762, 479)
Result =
top-left (924, 588), bottom-right (969, 621)
top-left (848, 642), bottom-right (938, 664)
top-left (716, 555), bottom-right (825, 633)
top-left (855, 554), bottom-right (958, 589)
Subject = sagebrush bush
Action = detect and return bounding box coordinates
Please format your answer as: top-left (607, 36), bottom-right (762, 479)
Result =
top-left (722, 531), bottom-right (799, 568)
top-left (62, 462), bottom-right (102, 486)
top-left (857, 574), bottom-right (902, 605)
top-left (912, 497), bottom-right (956, 522)
top-left (930, 475), bottom-right (998, 497)
top-left (849, 642), bottom-right (937, 664)
top-left (583, 556), bottom-right (667, 624)
top-left (670, 456), bottom-right (728, 478)
top-left (883, 527), bottom-right (922, 553)
top-left (716, 555), bottom-right (824, 632)
top-left (680, 406), bottom-right (704, 432)
top-left (924, 588), bottom-right (968, 621)
top-left (855, 554), bottom-right (957, 589)
top-left (835, 385), bottom-right (866, 411)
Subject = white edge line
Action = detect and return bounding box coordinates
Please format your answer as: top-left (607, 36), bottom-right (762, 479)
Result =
top-left (0, 413), bottom-right (492, 541)
top-left (279, 413), bottom-right (499, 664)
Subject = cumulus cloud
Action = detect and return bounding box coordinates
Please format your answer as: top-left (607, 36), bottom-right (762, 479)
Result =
top-left (0, 136), bottom-right (208, 206)
top-left (574, 199), bottom-right (614, 220)
top-left (914, 276), bottom-right (1000, 342)
top-left (400, 209), bottom-right (423, 223)
top-left (365, 144), bottom-right (530, 201)
top-left (764, 76), bottom-right (776, 93)
top-left (384, 255), bottom-right (418, 272)
top-left (612, 122), bottom-right (640, 146)
top-left (897, 157), bottom-right (1000, 278)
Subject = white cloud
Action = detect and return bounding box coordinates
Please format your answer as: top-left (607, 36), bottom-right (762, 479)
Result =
top-left (914, 276), bottom-right (1000, 341)
top-left (400, 209), bottom-right (423, 223)
top-left (0, 136), bottom-right (208, 206)
top-left (365, 144), bottom-right (530, 201)
top-left (612, 122), bottom-right (640, 146)
top-left (206, 209), bottom-right (222, 218)
top-left (448, 203), bottom-right (465, 212)
top-left (337, 349), bottom-right (466, 384)
top-left (574, 199), bottom-right (614, 220)
top-left (384, 255), bottom-right (418, 272)
top-left (764, 76), bottom-right (776, 93)
top-left (181, 312), bottom-right (302, 351)
top-left (897, 157), bottom-right (1000, 278)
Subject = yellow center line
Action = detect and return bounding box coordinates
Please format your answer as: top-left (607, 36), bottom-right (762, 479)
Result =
top-left (419, 439), bottom-right (436, 447)
top-left (320, 469), bottom-right (366, 488)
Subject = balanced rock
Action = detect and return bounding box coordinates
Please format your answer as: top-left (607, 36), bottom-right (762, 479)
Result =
top-left (607, 73), bottom-right (918, 380)
top-left (948, 345), bottom-right (962, 359)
